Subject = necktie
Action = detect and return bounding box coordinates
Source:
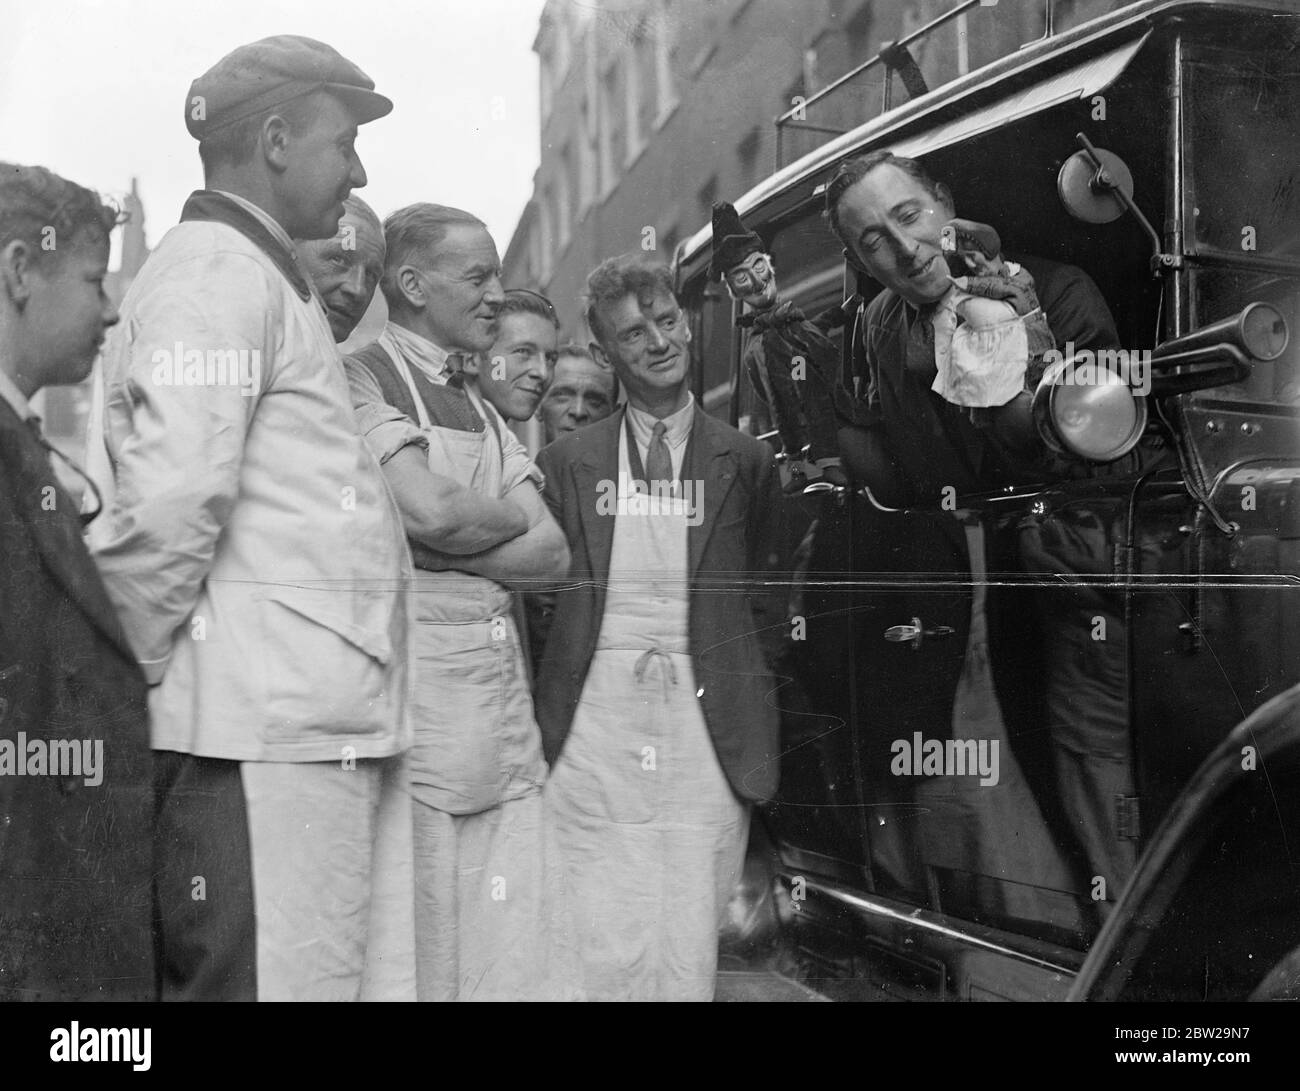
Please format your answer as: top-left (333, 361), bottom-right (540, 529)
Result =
top-left (646, 421), bottom-right (672, 488)
top-left (905, 303), bottom-right (939, 378)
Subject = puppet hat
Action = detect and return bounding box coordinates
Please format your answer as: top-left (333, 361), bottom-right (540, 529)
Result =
top-left (710, 201), bottom-right (764, 279)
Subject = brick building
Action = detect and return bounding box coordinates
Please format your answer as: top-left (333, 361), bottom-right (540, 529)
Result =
top-left (502, 0), bottom-right (1126, 340)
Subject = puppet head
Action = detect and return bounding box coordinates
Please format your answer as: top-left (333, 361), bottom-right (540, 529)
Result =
top-left (710, 201), bottom-right (778, 311)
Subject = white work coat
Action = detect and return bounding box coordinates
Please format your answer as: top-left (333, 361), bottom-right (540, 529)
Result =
top-left (87, 207), bottom-right (411, 762)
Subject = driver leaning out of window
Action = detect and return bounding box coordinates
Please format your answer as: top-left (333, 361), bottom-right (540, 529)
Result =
top-left (824, 150), bottom-right (1161, 505)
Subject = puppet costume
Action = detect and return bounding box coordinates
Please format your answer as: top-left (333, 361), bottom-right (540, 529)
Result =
top-left (713, 201), bottom-right (848, 490)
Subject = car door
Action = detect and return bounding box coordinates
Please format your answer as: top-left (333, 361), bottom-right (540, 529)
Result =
top-left (1068, 682), bottom-right (1300, 1001)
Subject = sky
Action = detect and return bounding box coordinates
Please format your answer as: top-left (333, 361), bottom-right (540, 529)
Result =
top-left (0, 0), bottom-right (548, 265)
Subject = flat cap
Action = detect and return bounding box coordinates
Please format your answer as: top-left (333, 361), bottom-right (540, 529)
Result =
top-left (185, 34), bottom-right (393, 140)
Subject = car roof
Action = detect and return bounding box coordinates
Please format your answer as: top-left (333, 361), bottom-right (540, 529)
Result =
top-left (675, 0), bottom-right (1293, 288)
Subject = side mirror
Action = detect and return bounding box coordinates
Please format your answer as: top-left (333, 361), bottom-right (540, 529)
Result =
top-left (1057, 143), bottom-right (1134, 225)
top-left (1059, 133), bottom-right (1166, 275)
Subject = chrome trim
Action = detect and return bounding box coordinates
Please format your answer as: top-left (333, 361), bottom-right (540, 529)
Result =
top-left (790, 873), bottom-right (1082, 976)
top-left (1169, 31), bottom-right (1187, 338)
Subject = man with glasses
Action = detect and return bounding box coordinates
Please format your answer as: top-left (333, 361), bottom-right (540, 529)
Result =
top-left (344, 203), bottom-right (576, 1001)
top-left (0, 163), bottom-right (154, 1000)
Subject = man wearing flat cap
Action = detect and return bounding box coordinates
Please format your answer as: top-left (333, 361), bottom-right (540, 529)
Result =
top-left (87, 35), bottom-right (415, 1001)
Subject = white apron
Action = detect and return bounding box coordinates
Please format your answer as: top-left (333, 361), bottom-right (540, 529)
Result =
top-left (544, 425), bottom-right (749, 1001)
top-left (383, 344), bottom-right (546, 815)
top-left (385, 345), bottom-right (578, 1001)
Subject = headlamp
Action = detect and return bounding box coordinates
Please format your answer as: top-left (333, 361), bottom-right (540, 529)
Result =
top-left (1031, 358), bottom-right (1148, 462)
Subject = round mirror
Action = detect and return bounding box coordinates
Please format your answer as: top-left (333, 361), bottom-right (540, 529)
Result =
top-left (1057, 147), bottom-right (1134, 225)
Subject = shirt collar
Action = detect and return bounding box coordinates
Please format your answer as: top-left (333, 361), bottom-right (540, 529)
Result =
top-left (0, 369), bottom-right (36, 426)
top-left (212, 190), bottom-right (298, 256)
top-left (381, 321), bottom-right (465, 386)
top-left (626, 392), bottom-right (695, 450)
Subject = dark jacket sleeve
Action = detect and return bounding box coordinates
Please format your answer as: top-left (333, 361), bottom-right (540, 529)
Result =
top-left (1025, 259), bottom-right (1121, 354)
top-left (535, 442), bottom-right (564, 523)
top-left (856, 292), bottom-right (889, 426)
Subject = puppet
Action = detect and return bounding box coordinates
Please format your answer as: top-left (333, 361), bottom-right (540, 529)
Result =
top-left (711, 201), bottom-right (848, 491)
top-left (931, 217), bottom-right (1056, 425)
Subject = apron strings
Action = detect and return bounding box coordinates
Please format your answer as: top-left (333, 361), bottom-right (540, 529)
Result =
top-left (633, 646), bottom-right (678, 688)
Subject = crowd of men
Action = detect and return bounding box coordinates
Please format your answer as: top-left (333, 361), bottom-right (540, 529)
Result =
top-left (0, 31), bottom-right (1146, 1002)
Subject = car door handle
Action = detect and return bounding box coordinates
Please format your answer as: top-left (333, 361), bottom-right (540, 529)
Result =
top-left (883, 617), bottom-right (956, 650)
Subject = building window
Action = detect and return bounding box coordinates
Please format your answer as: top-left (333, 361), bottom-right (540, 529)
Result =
top-left (556, 146), bottom-right (572, 249)
top-left (599, 64), bottom-right (625, 198)
top-left (698, 175), bottom-right (718, 229)
top-left (662, 224), bottom-right (680, 261)
top-left (538, 5), bottom-right (571, 125)
top-left (577, 105), bottom-right (596, 216)
top-left (634, 21), bottom-right (656, 152)
top-left (654, 0), bottom-right (679, 125)
top-left (783, 73), bottom-right (807, 119)
top-left (625, 31), bottom-right (643, 166)
top-left (845, 4), bottom-right (873, 65)
top-left (538, 190), bottom-right (554, 283)
top-left (583, 19), bottom-right (599, 181)
top-left (803, 46), bottom-right (819, 98)
top-left (540, 45), bottom-right (554, 122)
top-left (738, 126), bottom-right (761, 187)
top-left (553, 14), bottom-right (570, 85)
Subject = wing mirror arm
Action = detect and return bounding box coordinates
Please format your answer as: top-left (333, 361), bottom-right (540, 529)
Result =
top-left (1147, 343), bottom-right (1252, 398)
top-left (1061, 133), bottom-right (1178, 276)
top-left (1071, 132), bottom-right (1167, 272)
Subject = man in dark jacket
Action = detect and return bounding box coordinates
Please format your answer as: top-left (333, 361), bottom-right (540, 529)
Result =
top-left (0, 162), bottom-right (154, 1000)
top-left (535, 252), bottom-right (785, 1000)
top-left (824, 150), bottom-right (1156, 908)
top-left (823, 149), bottom-right (1154, 504)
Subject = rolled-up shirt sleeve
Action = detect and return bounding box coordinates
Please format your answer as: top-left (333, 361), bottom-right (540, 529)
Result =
top-left (343, 355), bottom-right (428, 464)
top-left (90, 252), bottom-right (269, 683)
top-left (490, 407), bottom-right (544, 495)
